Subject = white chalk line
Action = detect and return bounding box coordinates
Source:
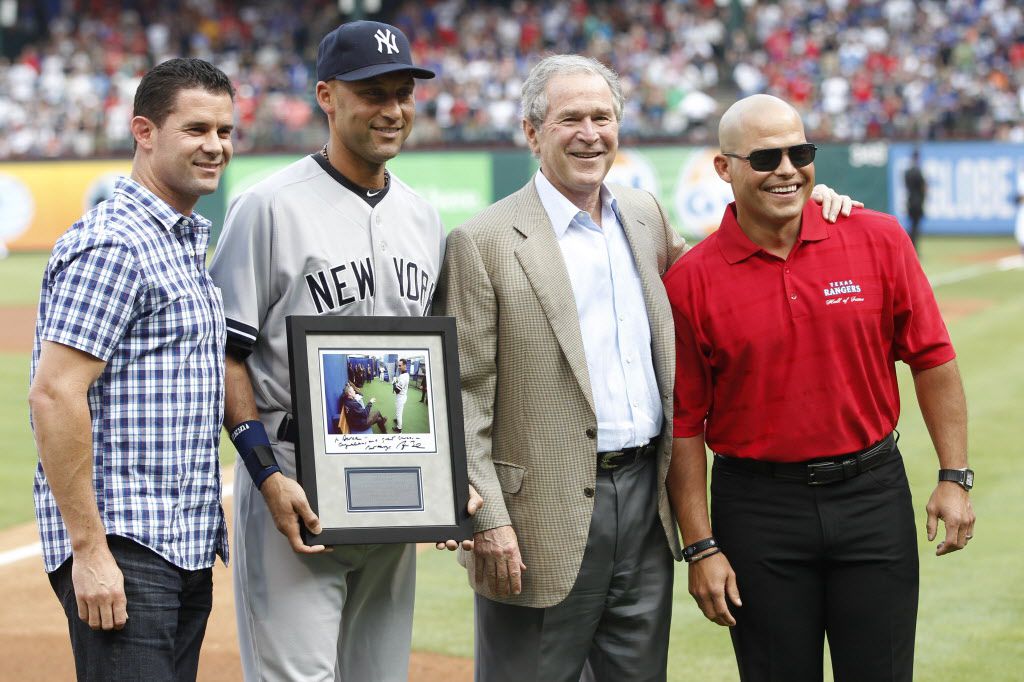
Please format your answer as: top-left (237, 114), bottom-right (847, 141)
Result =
top-left (0, 482), bottom-right (234, 568)
top-left (0, 543), bottom-right (41, 566)
top-left (929, 254), bottom-right (1023, 287)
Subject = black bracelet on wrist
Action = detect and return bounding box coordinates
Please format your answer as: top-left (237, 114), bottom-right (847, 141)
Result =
top-left (683, 537), bottom-right (718, 562)
top-left (688, 547), bottom-right (722, 565)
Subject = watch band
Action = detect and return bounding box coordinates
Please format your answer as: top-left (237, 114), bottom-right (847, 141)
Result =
top-left (938, 468), bottom-right (974, 490)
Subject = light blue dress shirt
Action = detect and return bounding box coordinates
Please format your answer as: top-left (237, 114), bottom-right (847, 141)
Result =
top-left (534, 171), bottom-right (662, 451)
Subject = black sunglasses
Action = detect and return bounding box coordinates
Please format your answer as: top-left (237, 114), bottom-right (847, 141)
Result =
top-left (722, 143), bottom-right (817, 172)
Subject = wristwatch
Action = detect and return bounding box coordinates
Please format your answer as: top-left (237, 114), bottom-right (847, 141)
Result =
top-left (938, 468), bottom-right (974, 491)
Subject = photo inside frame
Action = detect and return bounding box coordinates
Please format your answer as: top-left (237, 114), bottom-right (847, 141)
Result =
top-left (318, 348), bottom-right (438, 455)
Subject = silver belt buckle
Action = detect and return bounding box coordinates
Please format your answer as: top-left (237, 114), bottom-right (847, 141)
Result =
top-left (806, 461), bottom-right (833, 485)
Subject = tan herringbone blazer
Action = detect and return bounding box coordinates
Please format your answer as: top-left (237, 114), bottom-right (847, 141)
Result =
top-left (434, 180), bottom-right (686, 608)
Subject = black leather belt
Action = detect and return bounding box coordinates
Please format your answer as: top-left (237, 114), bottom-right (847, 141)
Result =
top-left (597, 439), bottom-right (658, 474)
top-left (277, 414), bottom-right (298, 443)
top-left (714, 432), bottom-right (897, 486)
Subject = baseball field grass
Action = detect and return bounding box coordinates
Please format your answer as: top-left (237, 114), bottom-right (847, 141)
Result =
top-left (2, 237), bottom-right (1022, 680)
top-left (357, 376), bottom-right (431, 434)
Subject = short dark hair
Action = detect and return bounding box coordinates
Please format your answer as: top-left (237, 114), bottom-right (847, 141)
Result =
top-left (133, 58), bottom-right (234, 127)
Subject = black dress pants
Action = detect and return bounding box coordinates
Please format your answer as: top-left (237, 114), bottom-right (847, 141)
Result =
top-left (711, 449), bottom-right (919, 682)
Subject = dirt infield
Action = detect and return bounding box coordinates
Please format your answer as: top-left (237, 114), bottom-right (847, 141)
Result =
top-left (0, 305), bottom-right (34, 353)
top-left (953, 245), bottom-right (1021, 263)
top-left (936, 297), bottom-right (992, 323)
top-left (0, 511), bottom-right (472, 681)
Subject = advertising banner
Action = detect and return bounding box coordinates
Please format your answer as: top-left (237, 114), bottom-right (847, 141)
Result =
top-left (0, 161), bottom-right (131, 251)
top-left (607, 146), bottom-right (730, 239)
top-left (816, 142), bottom-right (889, 213)
top-left (889, 142), bottom-right (1024, 235)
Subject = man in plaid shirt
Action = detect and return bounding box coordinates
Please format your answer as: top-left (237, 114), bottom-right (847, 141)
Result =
top-left (28, 58), bottom-right (235, 680)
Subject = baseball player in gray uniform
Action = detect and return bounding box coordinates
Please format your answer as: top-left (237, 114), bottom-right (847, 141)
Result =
top-left (210, 21), bottom-right (477, 681)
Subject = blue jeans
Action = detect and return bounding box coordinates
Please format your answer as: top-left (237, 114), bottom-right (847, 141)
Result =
top-left (48, 535), bottom-right (213, 682)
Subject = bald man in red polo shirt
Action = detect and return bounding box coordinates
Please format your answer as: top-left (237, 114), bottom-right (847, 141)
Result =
top-left (664, 95), bottom-right (975, 682)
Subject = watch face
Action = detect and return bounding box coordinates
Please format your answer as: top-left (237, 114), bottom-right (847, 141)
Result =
top-left (965, 470), bottom-right (974, 487)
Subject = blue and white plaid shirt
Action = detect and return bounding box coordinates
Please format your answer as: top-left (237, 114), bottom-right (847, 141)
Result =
top-left (32, 176), bottom-right (228, 573)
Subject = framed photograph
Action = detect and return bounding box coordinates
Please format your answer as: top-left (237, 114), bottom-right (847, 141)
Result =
top-left (286, 315), bottom-right (473, 545)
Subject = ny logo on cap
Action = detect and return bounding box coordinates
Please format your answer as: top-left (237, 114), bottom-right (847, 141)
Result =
top-left (374, 28), bottom-right (399, 55)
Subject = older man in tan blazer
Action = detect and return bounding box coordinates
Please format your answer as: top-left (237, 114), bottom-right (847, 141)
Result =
top-left (436, 55), bottom-right (853, 682)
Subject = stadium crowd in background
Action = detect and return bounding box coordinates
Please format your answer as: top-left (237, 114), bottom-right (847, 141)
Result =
top-left (1, 0), bottom-right (1022, 159)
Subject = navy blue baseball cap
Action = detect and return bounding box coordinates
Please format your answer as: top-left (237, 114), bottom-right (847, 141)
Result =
top-left (317, 21), bottom-right (435, 82)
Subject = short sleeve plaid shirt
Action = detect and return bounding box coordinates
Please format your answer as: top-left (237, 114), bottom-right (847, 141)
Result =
top-left (31, 176), bottom-right (228, 572)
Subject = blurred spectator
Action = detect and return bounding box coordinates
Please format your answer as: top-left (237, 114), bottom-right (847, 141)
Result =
top-left (0, 0), bottom-right (1021, 159)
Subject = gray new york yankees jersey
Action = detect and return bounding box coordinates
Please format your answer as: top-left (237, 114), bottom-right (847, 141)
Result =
top-left (210, 155), bottom-right (445, 419)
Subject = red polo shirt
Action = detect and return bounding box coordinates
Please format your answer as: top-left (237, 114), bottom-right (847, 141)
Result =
top-left (666, 200), bottom-right (955, 462)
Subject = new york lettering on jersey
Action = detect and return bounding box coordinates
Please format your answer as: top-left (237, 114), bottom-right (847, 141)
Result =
top-left (391, 257), bottom-right (436, 309)
top-left (304, 255), bottom-right (435, 314)
top-left (305, 257), bottom-right (375, 313)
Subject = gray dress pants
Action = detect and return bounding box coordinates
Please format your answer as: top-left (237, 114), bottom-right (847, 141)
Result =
top-left (474, 455), bottom-right (674, 682)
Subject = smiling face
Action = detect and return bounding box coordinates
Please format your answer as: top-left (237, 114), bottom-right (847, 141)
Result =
top-left (131, 87), bottom-right (234, 215)
top-left (317, 71), bottom-right (415, 185)
top-left (523, 72), bottom-right (619, 214)
top-left (715, 97), bottom-right (814, 235)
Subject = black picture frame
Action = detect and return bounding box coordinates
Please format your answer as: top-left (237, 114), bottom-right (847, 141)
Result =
top-left (286, 315), bottom-right (473, 545)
